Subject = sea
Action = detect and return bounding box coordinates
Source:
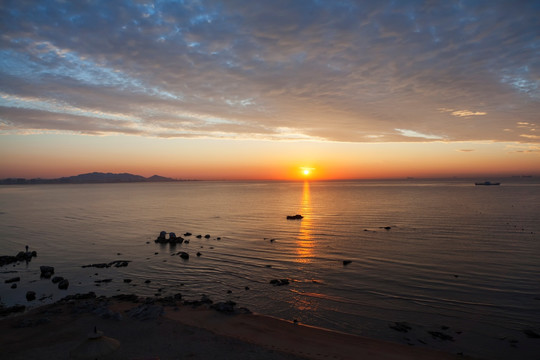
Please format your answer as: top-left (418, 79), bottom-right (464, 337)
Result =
top-left (1, 179), bottom-right (539, 359)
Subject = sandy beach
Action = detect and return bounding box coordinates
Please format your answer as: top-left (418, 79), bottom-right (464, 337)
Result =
top-left (0, 294), bottom-right (470, 360)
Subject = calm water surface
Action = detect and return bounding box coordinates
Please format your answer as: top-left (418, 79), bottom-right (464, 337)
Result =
top-left (1, 180), bottom-right (539, 359)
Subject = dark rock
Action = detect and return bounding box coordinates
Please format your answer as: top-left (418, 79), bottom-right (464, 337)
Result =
top-left (51, 276), bottom-right (64, 284)
top-left (154, 293), bottom-right (182, 307)
top-left (5, 277), bottom-right (20, 283)
top-left (113, 260), bottom-right (130, 267)
top-left (40, 266), bottom-right (54, 278)
top-left (0, 254), bottom-right (24, 267)
top-left (245, 286), bottom-right (250, 290)
top-left (112, 294), bottom-right (139, 302)
top-left (204, 234), bottom-right (211, 239)
top-left (94, 279), bottom-right (112, 283)
top-left (196, 235), bottom-right (202, 238)
top-left (11, 283), bottom-right (17, 289)
top-left (58, 279), bottom-right (69, 290)
top-left (217, 237), bottom-right (221, 240)
top-left (390, 322), bottom-right (412, 333)
top-left (170, 236), bottom-right (184, 244)
top-left (184, 232), bottom-right (192, 237)
top-left (196, 252), bottom-right (202, 257)
top-left (123, 279), bottom-right (132, 283)
top-left (428, 331), bottom-right (454, 341)
top-left (212, 301), bottom-right (236, 313)
top-left (343, 260), bottom-right (352, 266)
top-left (183, 295), bottom-right (213, 307)
top-left (178, 251), bottom-right (189, 260)
top-left (144, 280), bottom-right (151, 284)
top-left (57, 292), bottom-right (96, 302)
top-left (83, 263), bottom-right (109, 268)
top-left (384, 226), bottom-right (391, 230)
top-left (269, 279), bottom-right (290, 286)
top-left (286, 214), bottom-right (303, 220)
top-left (522, 329), bottom-right (540, 338)
top-left (26, 291), bottom-right (36, 301)
top-left (0, 304), bottom-right (26, 316)
top-left (81, 260), bottom-right (131, 268)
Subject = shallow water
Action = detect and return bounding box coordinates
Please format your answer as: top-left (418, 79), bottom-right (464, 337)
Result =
top-left (1, 180), bottom-right (539, 359)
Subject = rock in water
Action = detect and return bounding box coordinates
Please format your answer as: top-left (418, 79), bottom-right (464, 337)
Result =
top-left (26, 291), bottom-right (36, 301)
top-left (40, 266), bottom-right (55, 278)
top-left (58, 279), bottom-right (69, 290)
top-left (155, 231), bottom-right (168, 243)
top-left (51, 276), bottom-right (64, 284)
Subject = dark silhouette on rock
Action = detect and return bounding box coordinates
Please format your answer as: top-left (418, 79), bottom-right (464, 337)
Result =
top-left (0, 250), bottom-right (37, 266)
top-left (343, 260), bottom-right (352, 266)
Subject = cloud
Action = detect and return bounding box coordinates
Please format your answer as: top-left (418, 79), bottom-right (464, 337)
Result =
top-left (457, 149), bottom-right (475, 152)
top-left (451, 110), bottom-right (487, 117)
top-left (395, 128), bottom-right (444, 140)
top-left (0, 0), bottom-right (539, 143)
top-left (520, 134), bottom-right (540, 140)
top-left (438, 108), bottom-right (487, 117)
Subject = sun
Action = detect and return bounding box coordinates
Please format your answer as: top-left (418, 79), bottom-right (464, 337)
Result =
top-left (300, 167), bottom-right (315, 177)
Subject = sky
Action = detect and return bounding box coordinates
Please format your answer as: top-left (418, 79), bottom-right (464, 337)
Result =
top-left (1, 0), bottom-right (539, 180)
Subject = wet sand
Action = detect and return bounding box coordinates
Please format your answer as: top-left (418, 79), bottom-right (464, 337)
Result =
top-left (0, 296), bottom-right (470, 360)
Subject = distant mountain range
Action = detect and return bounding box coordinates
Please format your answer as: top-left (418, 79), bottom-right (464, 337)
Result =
top-left (0, 172), bottom-right (181, 185)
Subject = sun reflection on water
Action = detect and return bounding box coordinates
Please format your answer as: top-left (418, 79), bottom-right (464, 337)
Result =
top-left (296, 181), bottom-right (314, 263)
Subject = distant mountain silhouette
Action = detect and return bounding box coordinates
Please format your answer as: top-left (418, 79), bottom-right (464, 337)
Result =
top-left (0, 172), bottom-right (181, 184)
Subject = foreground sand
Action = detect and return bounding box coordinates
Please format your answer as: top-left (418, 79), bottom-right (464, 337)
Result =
top-left (0, 296), bottom-right (470, 360)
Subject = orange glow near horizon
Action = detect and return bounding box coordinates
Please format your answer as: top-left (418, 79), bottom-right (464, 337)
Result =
top-left (1, 134), bottom-right (539, 181)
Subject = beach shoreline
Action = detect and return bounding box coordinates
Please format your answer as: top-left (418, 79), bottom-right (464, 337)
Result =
top-left (0, 294), bottom-right (470, 360)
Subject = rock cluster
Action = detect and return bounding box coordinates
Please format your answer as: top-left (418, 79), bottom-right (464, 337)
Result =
top-left (155, 231), bottom-right (184, 244)
top-left (0, 250), bottom-right (37, 267)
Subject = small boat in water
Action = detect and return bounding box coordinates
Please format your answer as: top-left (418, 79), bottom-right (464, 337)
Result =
top-left (475, 181), bottom-right (500, 186)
